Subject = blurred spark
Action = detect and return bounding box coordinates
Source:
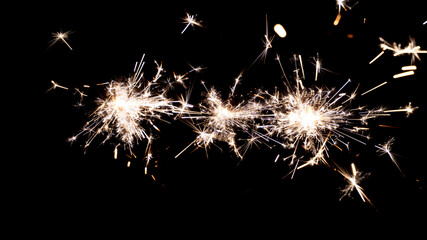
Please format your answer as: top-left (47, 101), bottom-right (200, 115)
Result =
top-left (393, 71), bottom-right (415, 79)
top-left (401, 65), bottom-right (417, 71)
top-left (333, 0), bottom-right (350, 26)
top-left (274, 24), bottom-right (287, 38)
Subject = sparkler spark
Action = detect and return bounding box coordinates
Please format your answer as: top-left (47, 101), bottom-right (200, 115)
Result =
top-left (181, 12), bottom-right (202, 34)
top-left (48, 80), bottom-right (69, 92)
top-left (375, 137), bottom-right (404, 175)
top-left (251, 15), bottom-right (274, 66)
top-left (50, 30), bottom-right (73, 50)
top-left (333, 0), bottom-right (353, 26)
top-left (370, 37), bottom-right (427, 64)
top-left (339, 163), bottom-right (372, 205)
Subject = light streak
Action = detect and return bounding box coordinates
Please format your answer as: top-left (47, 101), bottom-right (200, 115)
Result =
top-left (314, 54), bottom-right (321, 81)
top-left (393, 71), bottom-right (415, 79)
top-left (230, 72), bottom-right (243, 96)
top-left (401, 65), bottom-right (417, 71)
top-left (369, 51), bottom-right (384, 64)
top-left (361, 81), bottom-right (387, 96)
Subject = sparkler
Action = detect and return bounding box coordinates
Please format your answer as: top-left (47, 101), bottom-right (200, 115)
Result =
top-left (48, 8), bottom-right (420, 206)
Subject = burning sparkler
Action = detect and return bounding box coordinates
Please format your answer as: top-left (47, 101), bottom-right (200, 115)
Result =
top-left (48, 8), bottom-right (421, 206)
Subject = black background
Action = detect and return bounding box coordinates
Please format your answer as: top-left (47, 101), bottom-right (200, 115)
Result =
top-left (9, 0), bottom-right (427, 233)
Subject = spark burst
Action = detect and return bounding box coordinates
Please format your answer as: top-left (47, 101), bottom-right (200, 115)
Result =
top-left (176, 86), bottom-right (264, 160)
top-left (69, 55), bottom-right (192, 161)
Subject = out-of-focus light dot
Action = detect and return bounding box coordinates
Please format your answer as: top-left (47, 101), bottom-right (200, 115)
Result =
top-left (274, 24), bottom-right (287, 38)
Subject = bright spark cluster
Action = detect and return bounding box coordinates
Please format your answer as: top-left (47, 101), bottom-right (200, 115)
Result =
top-left (175, 52), bottom-right (417, 204)
top-left (68, 55), bottom-right (195, 160)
